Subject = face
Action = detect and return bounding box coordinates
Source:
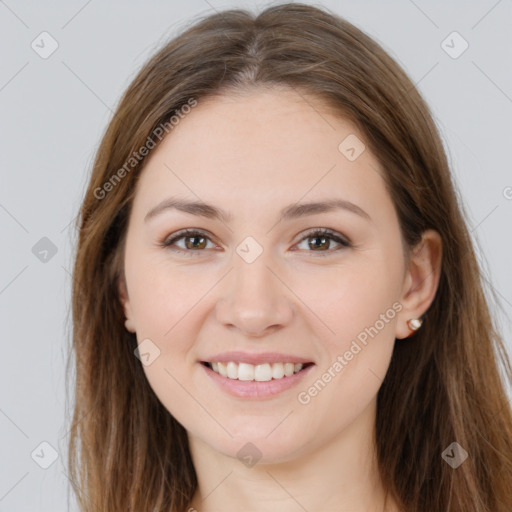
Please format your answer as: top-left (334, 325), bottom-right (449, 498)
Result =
top-left (119, 86), bottom-right (409, 463)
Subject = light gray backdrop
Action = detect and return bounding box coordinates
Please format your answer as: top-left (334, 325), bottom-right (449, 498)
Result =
top-left (1, 1), bottom-right (511, 510)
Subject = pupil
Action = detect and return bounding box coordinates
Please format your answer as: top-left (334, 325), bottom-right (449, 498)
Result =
top-left (310, 236), bottom-right (328, 250)
top-left (186, 235), bottom-right (206, 250)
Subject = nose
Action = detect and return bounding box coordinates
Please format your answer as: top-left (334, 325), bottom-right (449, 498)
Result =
top-left (215, 250), bottom-right (295, 338)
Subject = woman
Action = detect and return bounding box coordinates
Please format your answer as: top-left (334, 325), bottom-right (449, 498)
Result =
top-left (67, 3), bottom-right (512, 511)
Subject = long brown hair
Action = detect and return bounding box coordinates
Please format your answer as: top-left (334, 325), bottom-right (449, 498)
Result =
top-left (67, 3), bottom-right (512, 511)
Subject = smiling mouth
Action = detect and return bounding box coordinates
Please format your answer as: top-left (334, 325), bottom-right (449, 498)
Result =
top-left (201, 361), bottom-right (315, 382)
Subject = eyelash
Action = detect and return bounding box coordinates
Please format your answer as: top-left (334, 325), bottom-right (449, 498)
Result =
top-left (159, 228), bottom-right (351, 257)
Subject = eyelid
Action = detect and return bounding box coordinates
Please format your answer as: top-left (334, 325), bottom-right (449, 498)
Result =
top-left (161, 228), bottom-right (218, 253)
top-left (297, 227), bottom-right (351, 246)
top-left (160, 227), bottom-right (351, 256)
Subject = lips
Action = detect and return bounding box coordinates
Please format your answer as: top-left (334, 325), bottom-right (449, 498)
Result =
top-left (201, 351), bottom-right (314, 365)
top-left (200, 358), bottom-right (315, 399)
top-left (199, 350), bottom-right (315, 395)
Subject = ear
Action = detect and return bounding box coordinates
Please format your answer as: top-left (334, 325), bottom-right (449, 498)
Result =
top-left (395, 229), bottom-right (442, 339)
top-left (118, 275), bottom-right (136, 333)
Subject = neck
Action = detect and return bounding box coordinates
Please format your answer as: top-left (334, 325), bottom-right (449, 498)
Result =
top-left (185, 398), bottom-right (398, 512)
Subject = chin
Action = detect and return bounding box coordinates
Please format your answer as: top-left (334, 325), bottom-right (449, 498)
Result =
top-left (200, 428), bottom-right (312, 466)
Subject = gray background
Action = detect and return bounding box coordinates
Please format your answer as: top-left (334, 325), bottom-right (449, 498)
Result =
top-left (1, 0), bottom-right (511, 510)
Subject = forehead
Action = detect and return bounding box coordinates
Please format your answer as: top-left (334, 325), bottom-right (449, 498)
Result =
top-left (132, 86), bottom-right (390, 222)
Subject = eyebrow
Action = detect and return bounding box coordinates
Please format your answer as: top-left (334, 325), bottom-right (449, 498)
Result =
top-left (144, 196), bottom-right (371, 224)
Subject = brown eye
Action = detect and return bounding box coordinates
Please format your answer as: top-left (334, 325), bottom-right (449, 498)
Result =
top-left (307, 235), bottom-right (331, 251)
top-left (183, 234), bottom-right (208, 250)
top-left (162, 229), bottom-right (215, 256)
top-left (294, 228), bottom-right (351, 255)
top-left (161, 227), bottom-right (351, 258)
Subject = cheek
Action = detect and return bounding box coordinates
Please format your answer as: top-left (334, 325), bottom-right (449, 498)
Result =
top-left (126, 252), bottom-right (207, 338)
top-left (296, 303), bottom-right (397, 441)
top-left (297, 257), bottom-right (400, 404)
top-left (293, 255), bottom-right (401, 341)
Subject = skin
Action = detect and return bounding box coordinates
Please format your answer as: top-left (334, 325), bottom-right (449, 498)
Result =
top-left (119, 86), bottom-right (442, 512)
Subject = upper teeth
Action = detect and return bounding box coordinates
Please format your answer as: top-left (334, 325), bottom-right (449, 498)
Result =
top-left (210, 362), bottom-right (304, 381)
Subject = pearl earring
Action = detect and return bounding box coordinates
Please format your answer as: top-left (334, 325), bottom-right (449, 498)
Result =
top-left (407, 318), bottom-right (423, 332)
